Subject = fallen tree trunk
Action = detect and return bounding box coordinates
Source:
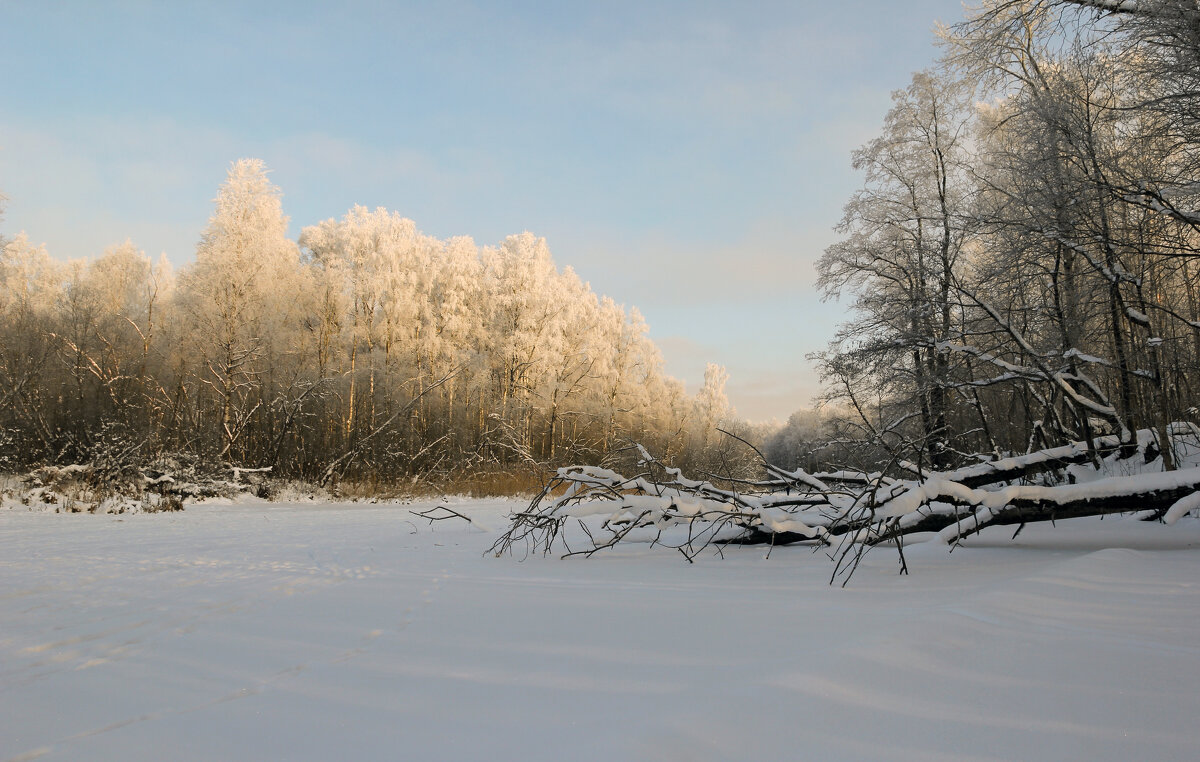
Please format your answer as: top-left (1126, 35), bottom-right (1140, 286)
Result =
top-left (849, 466), bottom-right (1200, 546)
top-left (491, 428), bottom-right (1200, 579)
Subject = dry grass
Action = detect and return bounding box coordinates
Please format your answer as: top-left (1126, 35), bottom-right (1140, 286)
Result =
top-left (324, 467), bottom-right (552, 500)
top-left (434, 469), bottom-right (552, 498)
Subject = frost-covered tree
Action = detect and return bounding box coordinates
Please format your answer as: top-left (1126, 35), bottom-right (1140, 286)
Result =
top-left (817, 71), bottom-right (976, 469)
top-left (0, 234), bottom-right (65, 456)
top-left (302, 206), bottom-right (413, 439)
top-left (0, 161), bottom-right (732, 485)
top-left (177, 159), bottom-right (309, 460)
top-left (763, 408), bottom-right (829, 472)
top-left (942, 0), bottom-right (1200, 466)
top-left (429, 234), bottom-right (486, 435)
top-left (695, 363), bottom-right (731, 431)
top-left (81, 242), bottom-right (171, 396)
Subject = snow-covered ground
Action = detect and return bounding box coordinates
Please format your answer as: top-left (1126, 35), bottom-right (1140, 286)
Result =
top-left (3, 497), bottom-right (1200, 761)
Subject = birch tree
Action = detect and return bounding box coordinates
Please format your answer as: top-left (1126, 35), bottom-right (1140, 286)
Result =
top-left (177, 159), bottom-right (307, 460)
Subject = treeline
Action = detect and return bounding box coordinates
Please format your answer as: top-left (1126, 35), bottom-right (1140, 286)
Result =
top-left (816, 0), bottom-right (1200, 472)
top-left (0, 160), bottom-right (739, 485)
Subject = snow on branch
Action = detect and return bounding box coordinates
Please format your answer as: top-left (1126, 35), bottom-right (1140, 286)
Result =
top-left (1061, 0), bottom-right (1141, 14)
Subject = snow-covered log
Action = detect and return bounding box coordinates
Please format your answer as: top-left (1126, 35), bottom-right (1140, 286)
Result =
top-left (491, 427), bottom-right (1200, 578)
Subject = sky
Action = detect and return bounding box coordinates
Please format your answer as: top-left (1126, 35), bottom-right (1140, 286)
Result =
top-left (0, 0), bottom-right (969, 422)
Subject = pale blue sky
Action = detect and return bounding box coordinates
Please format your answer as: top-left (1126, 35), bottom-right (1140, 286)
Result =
top-left (1, 0), bottom-right (966, 421)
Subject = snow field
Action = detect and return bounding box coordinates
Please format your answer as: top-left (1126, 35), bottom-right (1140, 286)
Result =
top-left (3, 499), bottom-right (1200, 761)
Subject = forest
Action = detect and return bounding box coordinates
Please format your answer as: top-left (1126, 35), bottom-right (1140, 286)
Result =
top-left (811, 0), bottom-right (1200, 471)
top-left (0, 160), bottom-right (751, 495)
top-left (751, 0), bottom-right (1200, 476)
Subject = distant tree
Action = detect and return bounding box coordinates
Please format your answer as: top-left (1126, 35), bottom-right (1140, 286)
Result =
top-left (763, 408), bottom-right (828, 472)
